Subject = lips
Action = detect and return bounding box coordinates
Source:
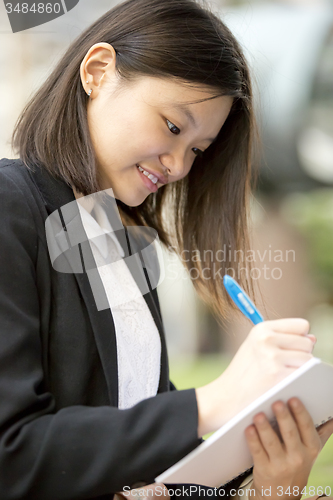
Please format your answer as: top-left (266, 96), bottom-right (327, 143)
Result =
top-left (136, 165), bottom-right (158, 193)
top-left (136, 164), bottom-right (168, 185)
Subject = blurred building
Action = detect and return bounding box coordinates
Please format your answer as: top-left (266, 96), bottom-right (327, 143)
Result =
top-left (218, 1), bottom-right (333, 363)
top-left (0, 0), bottom-right (120, 159)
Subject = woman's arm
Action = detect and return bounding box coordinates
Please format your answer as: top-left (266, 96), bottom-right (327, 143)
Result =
top-left (193, 313), bottom-right (332, 497)
top-left (0, 169), bottom-right (202, 500)
top-left (195, 318), bottom-right (316, 436)
top-left (1, 165), bottom-right (330, 499)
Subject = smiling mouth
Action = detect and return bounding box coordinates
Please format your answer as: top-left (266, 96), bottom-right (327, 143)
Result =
top-left (136, 164), bottom-right (159, 185)
top-left (136, 164), bottom-right (159, 193)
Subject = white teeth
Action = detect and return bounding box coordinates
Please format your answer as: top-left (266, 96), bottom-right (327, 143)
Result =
top-left (148, 174), bottom-right (158, 184)
top-left (137, 165), bottom-right (158, 184)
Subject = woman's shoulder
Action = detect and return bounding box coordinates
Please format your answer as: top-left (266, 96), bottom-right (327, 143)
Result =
top-left (0, 155), bottom-right (35, 176)
top-left (0, 157), bottom-right (51, 215)
top-left (0, 157), bottom-right (37, 195)
top-left (0, 156), bottom-right (28, 173)
top-left (0, 159), bottom-right (42, 263)
top-left (0, 157), bottom-right (47, 235)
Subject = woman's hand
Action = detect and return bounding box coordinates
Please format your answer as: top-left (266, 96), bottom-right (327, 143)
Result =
top-left (245, 397), bottom-right (333, 500)
top-left (316, 417), bottom-right (333, 448)
top-left (196, 318), bottom-right (315, 436)
top-left (114, 483), bottom-right (170, 500)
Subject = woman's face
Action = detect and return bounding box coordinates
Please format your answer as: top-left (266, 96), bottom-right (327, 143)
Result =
top-left (85, 65), bottom-right (232, 207)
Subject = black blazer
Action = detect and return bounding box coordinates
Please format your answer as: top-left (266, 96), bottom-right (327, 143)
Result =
top-left (0, 158), bottom-right (249, 500)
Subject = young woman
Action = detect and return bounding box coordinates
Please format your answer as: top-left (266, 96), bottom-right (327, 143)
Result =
top-left (0, 0), bottom-right (332, 498)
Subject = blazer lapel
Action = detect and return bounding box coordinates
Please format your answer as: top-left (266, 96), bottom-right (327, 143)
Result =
top-left (28, 164), bottom-right (119, 406)
top-left (27, 162), bottom-right (170, 407)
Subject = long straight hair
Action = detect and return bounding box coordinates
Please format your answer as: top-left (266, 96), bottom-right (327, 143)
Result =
top-left (12, 0), bottom-right (260, 323)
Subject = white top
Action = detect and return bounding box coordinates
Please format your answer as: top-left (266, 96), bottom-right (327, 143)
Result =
top-left (77, 198), bottom-right (161, 410)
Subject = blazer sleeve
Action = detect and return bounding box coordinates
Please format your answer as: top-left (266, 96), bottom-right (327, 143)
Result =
top-left (0, 169), bottom-right (202, 500)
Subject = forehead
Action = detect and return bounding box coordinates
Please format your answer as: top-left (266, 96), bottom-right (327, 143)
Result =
top-left (121, 75), bottom-right (233, 139)
top-left (129, 75), bottom-right (220, 108)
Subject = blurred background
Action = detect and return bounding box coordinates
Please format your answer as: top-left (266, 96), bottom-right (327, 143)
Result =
top-left (1, 0), bottom-right (332, 490)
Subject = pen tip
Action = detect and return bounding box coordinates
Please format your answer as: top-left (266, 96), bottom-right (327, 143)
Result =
top-left (223, 275), bottom-right (233, 285)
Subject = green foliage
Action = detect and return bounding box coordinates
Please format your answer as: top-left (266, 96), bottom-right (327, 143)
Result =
top-left (170, 353), bottom-right (229, 390)
top-left (281, 189), bottom-right (333, 298)
top-left (306, 434), bottom-right (333, 492)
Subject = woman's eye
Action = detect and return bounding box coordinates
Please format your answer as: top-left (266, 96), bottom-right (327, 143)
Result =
top-left (166, 119), bottom-right (203, 157)
top-left (166, 119), bottom-right (180, 135)
top-left (192, 148), bottom-right (204, 158)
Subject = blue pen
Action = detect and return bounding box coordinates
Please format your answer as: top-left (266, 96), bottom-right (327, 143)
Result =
top-left (223, 275), bottom-right (264, 325)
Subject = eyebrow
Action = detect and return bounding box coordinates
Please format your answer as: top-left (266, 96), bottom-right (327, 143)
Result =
top-left (176, 103), bottom-right (218, 143)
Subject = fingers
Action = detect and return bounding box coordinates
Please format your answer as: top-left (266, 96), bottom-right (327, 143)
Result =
top-left (114, 483), bottom-right (170, 500)
top-left (127, 483), bottom-right (169, 500)
top-left (272, 332), bottom-right (315, 353)
top-left (271, 401), bottom-right (303, 455)
top-left (245, 412), bottom-right (284, 466)
top-left (156, 483), bottom-right (170, 498)
top-left (287, 398), bottom-right (321, 453)
top-left (246, 398), bottom-right (322, 476)
top-left (245, 423), bottom-right (269, 467)
top-left (265, 318), bottom-right (310, 335)
top-left (316, 417), bottom-right (333, 447)
top-left (275, 349), bottom-right (313, 368)
top-left (307, 334), bottom-right (317, 345)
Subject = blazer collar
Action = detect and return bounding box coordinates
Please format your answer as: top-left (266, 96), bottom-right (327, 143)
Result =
top-left (26, 161), bottom-right (170, 405)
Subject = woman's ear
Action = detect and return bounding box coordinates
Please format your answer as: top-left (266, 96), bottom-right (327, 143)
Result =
top-left (80, 42), bottom-right (118, 99)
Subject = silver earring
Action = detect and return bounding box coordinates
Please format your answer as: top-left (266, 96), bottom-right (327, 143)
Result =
top-left (88, 89), bottom-right (92, 97)
top-left (86, 80), bottom-right (89, 84)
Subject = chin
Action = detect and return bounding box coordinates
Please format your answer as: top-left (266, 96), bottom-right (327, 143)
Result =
top-left (118, 193), bottom-right (149, 208)
top-left (105, 184), bottom-right (145, 207)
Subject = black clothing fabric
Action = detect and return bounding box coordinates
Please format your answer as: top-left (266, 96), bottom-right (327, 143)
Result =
top-left (0, 158), bottom-right (250, 499)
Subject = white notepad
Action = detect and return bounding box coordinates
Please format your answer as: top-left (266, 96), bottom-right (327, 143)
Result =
top-left (155, 357), bottom-right (333, 487)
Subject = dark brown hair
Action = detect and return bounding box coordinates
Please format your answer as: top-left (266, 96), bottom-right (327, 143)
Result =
top-left (12, 0), bottom-right (260, 323)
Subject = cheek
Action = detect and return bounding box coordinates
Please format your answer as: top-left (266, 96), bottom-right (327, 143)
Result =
top-left (182, 165), bottom-right (194, 180)
top-left (131, 128), bottom-right (169, 158)
top-left (87, 109), bottom-right (113, 154)
top-left (89, 99), bottom-right (169, 161)
top-left (181, 154), bottom-right (196, 178)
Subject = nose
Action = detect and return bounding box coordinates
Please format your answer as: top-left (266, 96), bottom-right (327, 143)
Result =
top-left (159, 148), bottom-right (189, 180)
